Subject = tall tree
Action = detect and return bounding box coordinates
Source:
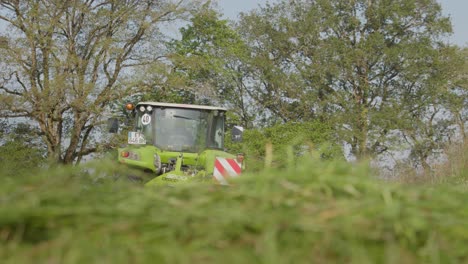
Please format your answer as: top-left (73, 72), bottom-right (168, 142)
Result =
top-left (167, 7), bottom-right (256, 128)
top-left (445, 47), bottom-right (468, 144)
top-left (237, 0), bottom-right (455, 159)
top-left (0, 0), bottom-right (200, 164)
top-left (394, 45), bottom-right (467, 175)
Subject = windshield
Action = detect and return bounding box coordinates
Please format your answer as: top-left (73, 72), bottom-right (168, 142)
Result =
top-left (133, 106), bottom-right (225, 152)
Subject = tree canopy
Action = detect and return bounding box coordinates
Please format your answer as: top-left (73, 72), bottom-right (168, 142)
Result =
top-left (235, 0), bottom-right (460, 160)
top-left (0, 0), bottom-right (200, 164)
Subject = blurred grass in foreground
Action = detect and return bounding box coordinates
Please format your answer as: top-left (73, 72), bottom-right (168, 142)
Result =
top-left (1, 155), bottom-right (467, 264)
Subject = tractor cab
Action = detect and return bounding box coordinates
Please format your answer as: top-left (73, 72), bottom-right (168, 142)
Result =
top-left (129, 102), bottom-right (226, 153)
top-left (114, 102), bottom-right (243, 185)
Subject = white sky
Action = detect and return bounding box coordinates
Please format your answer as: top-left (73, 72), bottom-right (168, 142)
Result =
top-left (216, 0), bottom-right (468, 46)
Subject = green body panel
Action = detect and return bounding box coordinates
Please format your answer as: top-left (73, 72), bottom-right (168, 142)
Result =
top-left (118, 145), bottom-right (235, 186)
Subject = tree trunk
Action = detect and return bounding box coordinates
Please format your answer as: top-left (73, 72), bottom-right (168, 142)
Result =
top-left (357, 107), bottom-right (369, 159)
top-left (456, 112), bottom-right (466, 143)
top-left (421, 157), bottom-right (432, 178)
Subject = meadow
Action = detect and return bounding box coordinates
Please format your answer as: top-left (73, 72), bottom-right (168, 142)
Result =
top-left (1, 145), bottom-right (467, 264)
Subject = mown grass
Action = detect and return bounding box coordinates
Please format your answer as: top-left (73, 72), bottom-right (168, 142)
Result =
top-left (1, 154), bottom-right (467, 264)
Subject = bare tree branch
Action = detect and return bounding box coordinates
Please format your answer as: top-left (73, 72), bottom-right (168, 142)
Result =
top-left (0, 0), bottom-right (195, 164)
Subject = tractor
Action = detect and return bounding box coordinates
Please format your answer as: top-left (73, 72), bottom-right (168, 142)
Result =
top-left (109, 102), bottom-right (244, 186)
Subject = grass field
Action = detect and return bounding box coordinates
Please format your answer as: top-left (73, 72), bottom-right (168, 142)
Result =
top-left (1, 152), bottom-right (467, 263)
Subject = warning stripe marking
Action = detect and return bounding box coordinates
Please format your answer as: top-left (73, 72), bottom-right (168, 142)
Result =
top-left (213, 157), bottom-right (242, 185)
top-left (217, 158), bottom-right (240, 177)
top-left (226, 159), bottom-right (241, 175)
top-left (214, 159), bottom-right (227, 176)
top-left (213, 167), bottom-right (228, 185)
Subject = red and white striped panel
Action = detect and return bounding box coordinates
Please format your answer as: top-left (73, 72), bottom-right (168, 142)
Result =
top-left (213, 157), bottom-right (242, 185)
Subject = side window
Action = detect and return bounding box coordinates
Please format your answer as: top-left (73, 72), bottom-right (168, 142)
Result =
top-left (209, 114), bottom-right (224, 149)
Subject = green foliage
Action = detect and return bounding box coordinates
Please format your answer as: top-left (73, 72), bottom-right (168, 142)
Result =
top-left (0, 0), bottom-right (197, 164)
top-left (1, 157), bottom-right (467, 263)
top-left (0, 123), bottom-right (45, 176)
top-left (226, 121), bottom-right (341, 171)
top-left (0, 141), bottom-right (45, 177)
top-left (140, 88), bottom-right (198, 105)
top-left (236, 0), bottom-right (458, 159)
top-left (168, 7), bottom-right (255, 127)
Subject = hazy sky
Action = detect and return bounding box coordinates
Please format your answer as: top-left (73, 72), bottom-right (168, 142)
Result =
top-left (217, 0), bottom-right (468, 46)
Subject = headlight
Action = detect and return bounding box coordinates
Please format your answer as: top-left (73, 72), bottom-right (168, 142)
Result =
top-left (139, 105), bottom-right (146, 112)
top-left (121, 151), bottom-right (140, 160)
top-left (146, 105), bottom-right (153, 111)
